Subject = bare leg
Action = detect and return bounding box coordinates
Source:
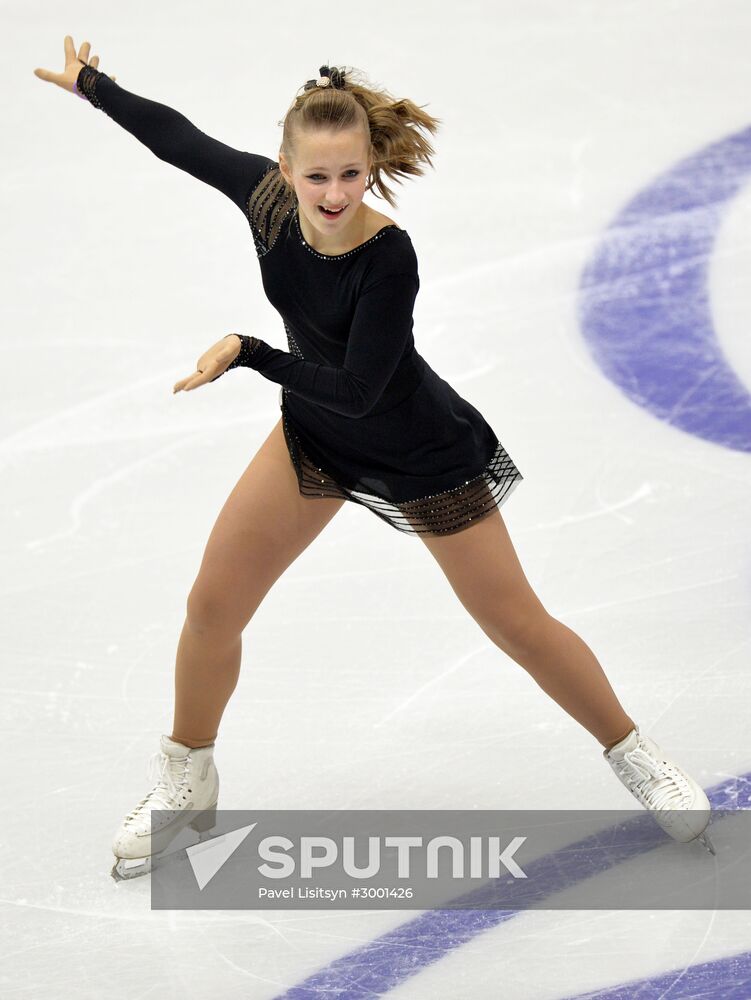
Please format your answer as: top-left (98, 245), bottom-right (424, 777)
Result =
top-left (498, 611), bottom-right (637, 750)
top-left (418, 506), bottom-right (636, 749)
top-left (170, 622), bottom-right (242, 748)
top-left (170, 417), bottom-right (345, 747)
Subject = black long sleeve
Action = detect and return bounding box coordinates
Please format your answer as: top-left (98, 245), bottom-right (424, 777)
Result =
top-left (75, 65), bottom-right (270, 213)
top-left (76, 65), bottom-right (421, 420)
top-left (228, 272), bottom-right (420, 418)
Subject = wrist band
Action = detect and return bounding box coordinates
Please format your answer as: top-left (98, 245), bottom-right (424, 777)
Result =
top-left (226, 334), bottom-right (261, 370)
top-left (209, 334), bottom-right (260, 381)
top-left (73, 60), bottom-right (89, 99)
top-left (75, 63), bottom-right (107, 109)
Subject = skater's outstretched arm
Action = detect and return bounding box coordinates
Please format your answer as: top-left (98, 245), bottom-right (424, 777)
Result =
top-left (174, 270), bottom-right (421, 418)
top-left (34, 35), bottom-right (273, 213)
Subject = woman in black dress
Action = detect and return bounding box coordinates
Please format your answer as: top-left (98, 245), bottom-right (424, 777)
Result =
top-left (35, 36), bottom-right (714, 879)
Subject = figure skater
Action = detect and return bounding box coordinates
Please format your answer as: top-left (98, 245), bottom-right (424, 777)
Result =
top-left (34, 36), bottom-right (714, 880)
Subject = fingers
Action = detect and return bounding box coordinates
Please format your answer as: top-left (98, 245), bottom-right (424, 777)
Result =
top-left (35, 36), bottom-right (97, 88)
top-left (173, 370), bottom-right (213, 393)
top-left (87, 54), bottom-right (115, 81)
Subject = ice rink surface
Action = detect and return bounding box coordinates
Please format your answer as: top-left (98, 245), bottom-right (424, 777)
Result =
top-left (5, 0), bottom-right (751, 996)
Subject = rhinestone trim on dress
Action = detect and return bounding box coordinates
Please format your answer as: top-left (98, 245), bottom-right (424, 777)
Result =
top-left (293, 211), bottom-right (403, 260)
top-left (245, 165), bottom-right (297, 258)
top-left (243, 165), bottom-right (404, 261)
top-left (283, 321), bottom-right (305, 359)
top-left (224, 334), bottom-right (261, 372)
top-left (279, 391), bottom-right (523, 537)
top-left (76, 64), bottom-right (106, 108)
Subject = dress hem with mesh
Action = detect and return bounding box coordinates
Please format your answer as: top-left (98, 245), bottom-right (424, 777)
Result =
top-left (278, 388), bottom-right (523, 537)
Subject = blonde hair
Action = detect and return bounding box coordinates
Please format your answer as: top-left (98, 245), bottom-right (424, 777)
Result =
top-left (278, 65), bottom-right (441, 209)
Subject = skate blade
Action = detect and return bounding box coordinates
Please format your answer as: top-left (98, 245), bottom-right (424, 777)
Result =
top-left (697, 830), bottom-right (716, 856)
top-left (110, 806), bottom-right (220, 882)
top-left (111, 856), bottom-right (152, 881)
top-left (111, 843), bottom-right (186, 882)
top-left (111, 839), bottom-right (197, 882)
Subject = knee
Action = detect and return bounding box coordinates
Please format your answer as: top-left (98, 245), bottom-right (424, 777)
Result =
top-left (482, 603), bottom-right (552, 654)
top-left (185, 584), bottom-right (245, 638)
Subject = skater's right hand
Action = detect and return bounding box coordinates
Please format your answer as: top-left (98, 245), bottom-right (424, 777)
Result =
top-left (33, 35), bottom-right (117, 95)
top-left (173, 335), bottom-right (243, 393)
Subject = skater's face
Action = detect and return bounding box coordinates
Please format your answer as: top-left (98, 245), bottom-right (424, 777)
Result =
top-left (279, 127), bottom-right (373, 246)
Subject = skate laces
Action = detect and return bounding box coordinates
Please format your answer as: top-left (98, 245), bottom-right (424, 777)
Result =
top-left (123, 750), bottom-right (191, 823)
top-left (611, 745), bottom-right (689, 810)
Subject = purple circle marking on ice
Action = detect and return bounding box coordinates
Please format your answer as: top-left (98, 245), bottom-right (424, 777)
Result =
top-left (578, 125), bottom-right (751, 452)
top-left (272, 773), bottom-right (749, 999)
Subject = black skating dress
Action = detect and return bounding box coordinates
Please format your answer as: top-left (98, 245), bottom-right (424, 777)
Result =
top-left (76, 66), bottom-right (524, 536)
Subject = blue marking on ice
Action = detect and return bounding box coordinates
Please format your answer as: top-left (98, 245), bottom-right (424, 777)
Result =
top-left (273, 773), bottom-right (748, 999)
top-left (578, 125), bottom-right (751, 451)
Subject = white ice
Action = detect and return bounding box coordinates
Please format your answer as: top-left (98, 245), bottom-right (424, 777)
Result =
top-left (4, 1), bottom-right (751, 997)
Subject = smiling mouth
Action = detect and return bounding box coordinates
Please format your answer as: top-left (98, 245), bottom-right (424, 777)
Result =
top-left (319, 205), bottom-right (348, 219)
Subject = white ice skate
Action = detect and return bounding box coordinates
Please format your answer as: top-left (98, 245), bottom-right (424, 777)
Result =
top-left (111, 734), bottom-right (220, 881)
top-left (603, 724), bottom-right (715, 855)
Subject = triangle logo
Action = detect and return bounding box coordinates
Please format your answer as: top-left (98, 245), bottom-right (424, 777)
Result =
top-left (185, 822), bottom-right (258, 890)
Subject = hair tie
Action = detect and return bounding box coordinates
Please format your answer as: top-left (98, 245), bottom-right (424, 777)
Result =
top-left (303, 65), bottom-right (346, 91)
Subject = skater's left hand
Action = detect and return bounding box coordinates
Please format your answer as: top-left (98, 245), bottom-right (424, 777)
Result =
top-left (173, 334), bottom-right (241, 393)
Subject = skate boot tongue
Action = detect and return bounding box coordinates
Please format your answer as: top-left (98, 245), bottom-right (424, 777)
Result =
top-left (603, 726), bottom-right (639, 760)
top-left (160, 734), bottom-right (214, 756)
top-left (161, 734), bottom-right (192, 757)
